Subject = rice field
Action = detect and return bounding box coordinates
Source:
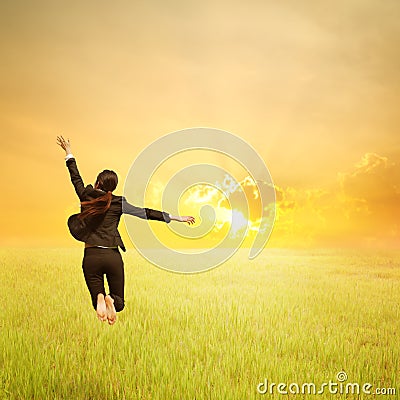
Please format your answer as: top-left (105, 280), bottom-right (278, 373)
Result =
top-left (0, 247), bottom-right (399, 399)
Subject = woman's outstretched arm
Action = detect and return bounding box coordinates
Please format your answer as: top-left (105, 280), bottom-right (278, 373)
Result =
top-left (57, 135), bottom-right (86, 200)
top-left (122, 197), bottom-right (195, 225)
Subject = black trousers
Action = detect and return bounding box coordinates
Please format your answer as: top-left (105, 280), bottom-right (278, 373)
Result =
top-left (82, 247), bottom-right (125, 312)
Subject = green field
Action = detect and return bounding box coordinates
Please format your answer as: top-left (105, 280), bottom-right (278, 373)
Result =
top-left (0, 248), bottom-right (399, 399)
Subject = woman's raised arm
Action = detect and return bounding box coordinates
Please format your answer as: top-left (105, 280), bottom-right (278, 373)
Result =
top-left (57, 135), bottom-right (86, 200)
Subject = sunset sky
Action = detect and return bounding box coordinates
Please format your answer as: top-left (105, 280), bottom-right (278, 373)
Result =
top-left (0, 0), bottom-right (399, 249)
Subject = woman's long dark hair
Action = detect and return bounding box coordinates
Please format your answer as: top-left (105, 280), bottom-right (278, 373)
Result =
top-left (78, 169), bottom-right (118, 221)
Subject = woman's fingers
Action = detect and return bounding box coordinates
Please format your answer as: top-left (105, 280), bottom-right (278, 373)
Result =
top-left (184, 216), bottom-right (195, 225)
top-left (56, 135), bottom-right (70, 151)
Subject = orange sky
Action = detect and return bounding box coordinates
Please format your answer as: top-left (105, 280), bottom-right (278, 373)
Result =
top-left (0, 0), bottom-right (399, 249)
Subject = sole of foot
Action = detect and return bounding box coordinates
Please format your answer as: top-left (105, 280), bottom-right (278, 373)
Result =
top-left (96, 294), bottom-right (107, 322)
top-left (105, 295), bottom-right (117, 325)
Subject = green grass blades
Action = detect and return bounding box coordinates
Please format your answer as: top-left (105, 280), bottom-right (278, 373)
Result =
top-left (0, 248), bottom-right (399, 399)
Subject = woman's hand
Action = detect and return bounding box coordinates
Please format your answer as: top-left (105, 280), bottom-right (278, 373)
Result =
top-left (56, 135), bottom-right (72, 155)
top-left (170, 215), bottom-right (195, 225)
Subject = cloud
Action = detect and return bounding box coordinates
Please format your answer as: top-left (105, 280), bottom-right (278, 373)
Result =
top-left (335, 152), bottom-right (400, 246)
top-left (272, 152), bottom-right (400, 248)
top-left (338, 153), bottom-right (397, 203)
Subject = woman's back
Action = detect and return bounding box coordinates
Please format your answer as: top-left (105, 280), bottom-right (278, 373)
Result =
top-left (66, 157), bottom-right (170, 250)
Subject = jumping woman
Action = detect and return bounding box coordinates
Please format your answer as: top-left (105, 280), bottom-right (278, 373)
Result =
top-left (57, 136), bottom-right (195, 325)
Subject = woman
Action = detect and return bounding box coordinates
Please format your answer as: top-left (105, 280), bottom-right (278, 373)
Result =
top-left (57, 136), bottom-right (195, 325)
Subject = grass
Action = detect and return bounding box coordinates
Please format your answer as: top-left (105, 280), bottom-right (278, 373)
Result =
top-left (0, 247), bottom-right (399, 399)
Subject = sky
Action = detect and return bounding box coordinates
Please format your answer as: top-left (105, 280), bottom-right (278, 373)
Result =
top-left (0, 0), bottom-right (399, 249)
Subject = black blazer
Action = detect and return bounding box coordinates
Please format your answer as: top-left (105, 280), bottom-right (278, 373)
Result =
top-left (66, 157), bottom-right (170, 251)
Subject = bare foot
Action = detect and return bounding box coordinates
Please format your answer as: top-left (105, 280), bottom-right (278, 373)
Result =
top-left (105, 295), bottom-right (117, 325)
top-left (96, 293), bottom-right (107, 322)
